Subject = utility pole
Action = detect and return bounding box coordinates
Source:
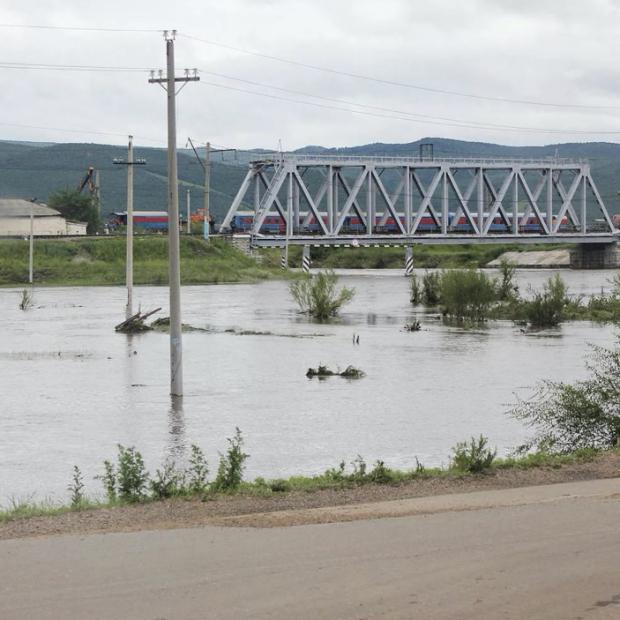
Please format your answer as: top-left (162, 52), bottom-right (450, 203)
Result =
top-left (149, 31), bottom-right (199, 397)
top-left (186, 189), bottom-right (191, 234)
top-left (28, 203), bottom-right (34, 284)
top-left (114, 136), bottom-right (146, 319)
top-left (187, 138), bottom-right (235, 240)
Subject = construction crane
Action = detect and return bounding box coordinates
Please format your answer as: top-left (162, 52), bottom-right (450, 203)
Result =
top-left (77, 166), bottom-right (101, 215)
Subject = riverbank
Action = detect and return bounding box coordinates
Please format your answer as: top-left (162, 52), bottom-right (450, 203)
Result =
top-left (271, 242), bottom-right (573, 270)
top-left (0, 236), bottom-right (286, 286)
top-left (2, 448), bottom-right (618, 538)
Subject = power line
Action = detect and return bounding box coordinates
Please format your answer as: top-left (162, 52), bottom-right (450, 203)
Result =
top-left (197, 80), bottom-right (620, 136)
top-left (179, 32), bottom-right (620, 111)
top-left (195, 68), bottom-right (620, 136)
top-left (4, 60), bottom-right (620, 136)
top-left (0, 23), bottom-right (159, 33)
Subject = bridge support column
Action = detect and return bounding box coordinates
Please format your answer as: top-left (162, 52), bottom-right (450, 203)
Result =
top-left (570, 242), bottom-right (620, 269)
top-left (302, 245), bottom-right (311, 274)
top-left (280, 247), bottom-right (288, 270)
top-left (405, 246), bottom-right (414, 276)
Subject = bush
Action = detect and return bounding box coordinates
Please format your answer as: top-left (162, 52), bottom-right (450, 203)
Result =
top-left (67, 466), bottom-right (85, 509)
top-left (511, 342), bottom-right (620, 453)
top-left (213, 428), bottom-right (250, 491)
top-left (439, 269), bottom-right (497, 321)
top-left (409, 273), bottom-right (422, 304)
top-left (187, 444), bottom-right (209, 494)
top-left (150, 460), bottom-right (183, 499)
top-left (290, 270), bottom-right (355, 320)
top-left (422, 271), bottom-right (441, 305)
top-left (524, 274), bottom-right (567, 328)
top-left (101, 445), bottom-right (149, 503)
top-left (451, 435), bottom-right (497, 473)
top-left (496, 259), bottom-right (519, 301)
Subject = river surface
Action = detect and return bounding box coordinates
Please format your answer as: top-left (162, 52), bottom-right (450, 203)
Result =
top-left (1, 268), bottom-right (617, 504)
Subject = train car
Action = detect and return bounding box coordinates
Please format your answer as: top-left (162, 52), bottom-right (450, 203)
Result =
top-left (227, 211), bottom-right (570, 235)
top-left (108, 211), bottom-right (170, 231)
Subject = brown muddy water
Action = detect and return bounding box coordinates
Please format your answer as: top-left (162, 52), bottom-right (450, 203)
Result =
top-left (0, 268), bottom-right (617, 504)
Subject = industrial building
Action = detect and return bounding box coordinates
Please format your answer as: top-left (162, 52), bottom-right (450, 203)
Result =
top-left (0, 198), bottom-right (87, 236)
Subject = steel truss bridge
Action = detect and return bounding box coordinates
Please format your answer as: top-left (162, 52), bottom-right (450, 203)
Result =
top-left (222, 155), bottom-right (619, 260)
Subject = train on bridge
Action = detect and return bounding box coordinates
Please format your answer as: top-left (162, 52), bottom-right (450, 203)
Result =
top-left (229, 211), bottom-right (573, 235)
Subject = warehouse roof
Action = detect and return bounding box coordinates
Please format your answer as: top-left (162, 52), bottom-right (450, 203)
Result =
top-left (0, 198), bottom-right (60, 217)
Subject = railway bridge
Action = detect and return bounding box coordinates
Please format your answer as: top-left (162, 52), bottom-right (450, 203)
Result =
top-left (221, 154), bottom-right (620, 272)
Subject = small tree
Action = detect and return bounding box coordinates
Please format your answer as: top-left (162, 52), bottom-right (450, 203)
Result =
top-left (421, 271), bottom-right (441, 305)
top-left (48, 189), bottom-right (101, 234)
top-left (524, 274), bottom-right (567, 328)
top-left (290, 270), bottom-right (355, 320)
top-left (496, 259), bottom-right (519, 301)
top-left (511, 342), bottom-right (620, 453)
top-left (439, 269), bottom-right (497, 321)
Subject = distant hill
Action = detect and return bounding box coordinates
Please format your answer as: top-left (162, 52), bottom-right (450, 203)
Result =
top-left (1, 137), bottom-right (619, 222)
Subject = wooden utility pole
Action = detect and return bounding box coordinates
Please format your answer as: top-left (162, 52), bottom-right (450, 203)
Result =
top-left (186, 189), bottom-right (191, 234)
top-left (149, 31), bottom-right (199, 397)
top-left (114, 136), bottom-right (146, 319)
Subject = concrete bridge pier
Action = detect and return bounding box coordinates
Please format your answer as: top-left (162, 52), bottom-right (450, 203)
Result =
top-left (570, 242), bottom-right (620, 269)
top-left (405, 246), bottom-right (414, 276)
top-left (302, 245), bottom-right (311, 274)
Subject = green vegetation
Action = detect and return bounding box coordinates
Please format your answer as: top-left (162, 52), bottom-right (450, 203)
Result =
top-left (290, 270), bottom-right (355, 320)
top-left (2, 438), bottom-right (618, 524)
top-left (48, 188), bottom-right (101, 234)
top-left (450, 435), bottom-right (497, 473)
top-left (18, 288), bottom-right (33, 310)
top-left (439, 269), bottom-right (497, 321)
top-left (511, 340), bottom-right (620, 453)
top-left (302, 243), bottom-right (572, 270)
top-left (0, 236), bottom-right (285, 286)
top-left (409, 266), bottom-right (620, 326)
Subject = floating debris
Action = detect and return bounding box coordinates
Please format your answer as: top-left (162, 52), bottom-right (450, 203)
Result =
top-left (114, 308), bottom-right (161, 333)
top-left (306, 364), bottom-right (365, 379)
top-left (404, 320), bottom-right (421, 332)
top-left (150, 316), bottom-right (209, 333)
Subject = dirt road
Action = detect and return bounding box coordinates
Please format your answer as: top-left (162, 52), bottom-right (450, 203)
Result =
top-left (1, 478), bottom-right (619, 619)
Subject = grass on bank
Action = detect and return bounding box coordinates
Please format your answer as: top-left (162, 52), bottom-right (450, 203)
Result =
top-left (1, 440), bottom-right (613, 525)
top-left (266, 243), bottom-right (572, 270)
top-left (0, 236), bottom-right (288, 286)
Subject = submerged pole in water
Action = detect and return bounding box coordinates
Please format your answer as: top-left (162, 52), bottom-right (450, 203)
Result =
top-left (28, 203), bottom-right (34, 284)
top-left (149, 31), bottom-right (199, 397)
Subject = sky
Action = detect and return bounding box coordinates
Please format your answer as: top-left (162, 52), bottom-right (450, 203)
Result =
top-left (2, 0), bottom-right (620, 151)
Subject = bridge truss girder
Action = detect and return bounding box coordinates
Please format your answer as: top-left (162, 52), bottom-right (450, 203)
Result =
top-left (221, 156), bottom-right (617, 241)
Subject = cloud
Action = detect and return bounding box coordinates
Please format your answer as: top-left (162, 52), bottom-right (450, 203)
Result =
top-left (1, 0), bottom-right (620, 149)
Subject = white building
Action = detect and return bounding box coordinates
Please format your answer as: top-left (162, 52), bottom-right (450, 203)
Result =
top-left (0, 199), bottom-right (87, 236)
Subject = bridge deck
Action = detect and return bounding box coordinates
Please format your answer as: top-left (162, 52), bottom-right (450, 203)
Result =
top-left (247, 233), bottom-right (619, 248)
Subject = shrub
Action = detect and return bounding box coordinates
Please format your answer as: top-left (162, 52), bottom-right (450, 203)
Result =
top-left (422, 271), bottom-right (441, 305)
top-left (409, 273), bottom-right (422, 304)
top-left (524, 274), bottom-right (567, 328)
top-left (67, 466), bottom-right (85, 509)
top-left (116, 445), bottom-right (149, 502)
top-left (213, 428), bottom-right (249, 491)
top-left (511, 342), bottom-right (620, 453)
top-left (19, 289), bottom-right (33, 310)
top-left (186, 444), bottom-right (209, 494)
top-left (368, 460), bottom-right (394, 484)
top-left (451, 435), bottom-right (497, 473)
top-left (496, 259), bottom-right (519, 301)
top-left (290, 270), bottom-right (355, 320)
top-left (269, 479), bottom-right (291, 493)
top-left (439, 269), bottom-right (497, 321)
top-left (149, 460), bottom-right (183, 499)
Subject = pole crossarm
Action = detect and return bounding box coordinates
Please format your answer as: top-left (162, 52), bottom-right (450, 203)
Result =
top-left (220, 155), bottom-right (618, 244)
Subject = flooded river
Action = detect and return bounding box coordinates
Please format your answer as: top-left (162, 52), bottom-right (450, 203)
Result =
top-left (1, 268), bottom-right (617, 504)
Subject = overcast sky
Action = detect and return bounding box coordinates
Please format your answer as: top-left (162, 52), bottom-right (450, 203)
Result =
top-left (2, 0), bottom-right (620, 151)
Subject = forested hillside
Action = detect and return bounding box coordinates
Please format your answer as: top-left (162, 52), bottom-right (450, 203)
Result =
top-left (1, 138), bottom-right (619, 223)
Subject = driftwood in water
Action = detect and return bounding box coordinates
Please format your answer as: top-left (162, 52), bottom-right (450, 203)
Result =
top-left (115, 307), bottom-right (161, 333)
top-left (404, 320), bottom-right (421, 332)
top-left (306, 364), bottom-right (365, 379)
